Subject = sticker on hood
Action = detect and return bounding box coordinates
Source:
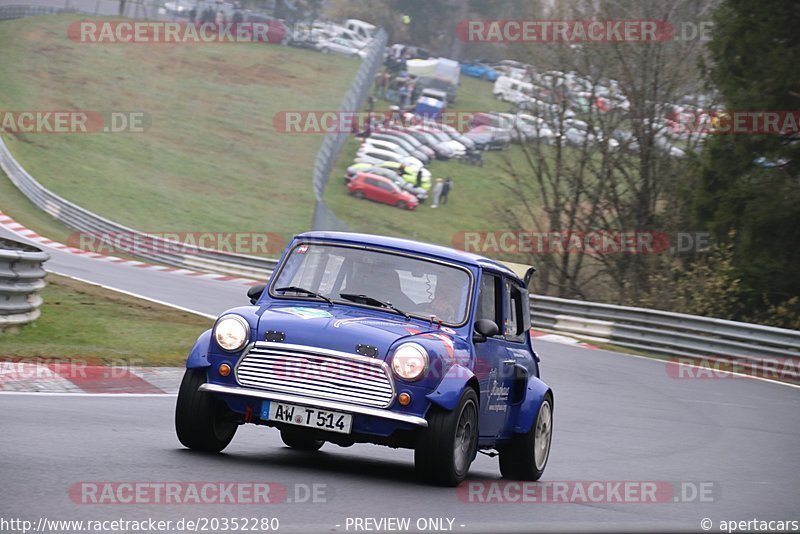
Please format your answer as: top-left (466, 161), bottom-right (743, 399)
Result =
top-left (275, 307), bottom-right (333, 320)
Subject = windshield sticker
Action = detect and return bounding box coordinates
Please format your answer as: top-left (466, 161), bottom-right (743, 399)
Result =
top-left (296, 244), bottom-right (308, 254)
top-left (333, 317), bottom-right (408, 328)
top-left (275, 307), bottom-right (332, 320)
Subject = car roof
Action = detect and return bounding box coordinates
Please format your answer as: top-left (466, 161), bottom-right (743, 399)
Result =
top-left (293, 231), bottom-right (520, 280)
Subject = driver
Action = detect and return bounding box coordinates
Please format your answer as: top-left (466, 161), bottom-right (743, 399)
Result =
top-left (428, 276), bottom-right (464, 323)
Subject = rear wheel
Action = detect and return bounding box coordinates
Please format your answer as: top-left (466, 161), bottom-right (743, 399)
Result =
top-left (499, 393), bottom-right (553, 480)
top-left (175, 368), bottom-right (238, 452)
top-left (414, 388), bottom-right (479, 486)
top-left (353, 190), bottom-right (365, 199)
top-left (280, 429), bottom-right (324, 451)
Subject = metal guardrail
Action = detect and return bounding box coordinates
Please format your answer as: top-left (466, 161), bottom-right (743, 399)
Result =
top-left (532, 295), bottom-right (800, 370)
top-left (0, 135), bottom-right (278, 280)
top-left (0, 237), bottom-right (49, 330)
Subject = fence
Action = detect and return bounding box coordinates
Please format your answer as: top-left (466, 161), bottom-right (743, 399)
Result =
top-left (0, 237), bottom-right (49, 330)
top-left (311, 28), bottom-right (388, 231)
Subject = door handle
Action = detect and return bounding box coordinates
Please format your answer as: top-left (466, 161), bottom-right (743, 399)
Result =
top-left (503, 359), bottom-right (516, 365)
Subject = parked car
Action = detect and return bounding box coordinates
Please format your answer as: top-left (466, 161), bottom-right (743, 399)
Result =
top-left (368, 133), bottom-right (430, 163)
top-left (175, 232), bottom-right (553, 486)
top-left (355, 146), bottom-right (424, 171)
top-left (316, 37), bottom-right (368, 59)
top-left (409, 126), bottom-right (466, 158)
top-left (400, 127), bottom-right (459, 160)
top-left (346, 19), bottom-right (378, 41)
top-left (514, 114), bottom-right (556, 144)
top-left (347, 173), bottom-right (419, 210)
top-left (377, 161), bottom-right (432, 187)
top-left (464, 125), bottom-right (512, 151)
top-left (379, 128), bottom-right (436, 160)
top-left (362, 138), bottom-right (415, 158)
top-left (345, 163), bottom-right (429, 199)
top-left (425, 122), bottom-right (477, 152)
top-left (460, 62), bottom-right (499, 81)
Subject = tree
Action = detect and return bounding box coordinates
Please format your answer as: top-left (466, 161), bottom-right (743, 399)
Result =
top-left (499, 0), bottom-right (713, 302)
top-left (688, 0), bottom-right (800, 327)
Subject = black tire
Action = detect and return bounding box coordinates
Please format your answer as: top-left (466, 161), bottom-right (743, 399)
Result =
top-left (414, 388), bottom-right (479, 486)
top-left (499, 393), bottom-right (553, 481)
top-left (280, 429), bottom-right (324, 451)
top-left (396, 200), bottom-right (407, 210)
top-left (354, 190), bottom-right (365, 199)
top-left (175, 368), bottom-right (238, 453)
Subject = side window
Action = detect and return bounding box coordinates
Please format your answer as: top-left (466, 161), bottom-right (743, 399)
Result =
top-left (364, 177), bottom-right (378, 187)
top-left (504, 279), bottom-right (526, 343)
top-left (476, 272), bottom-right (502, 331)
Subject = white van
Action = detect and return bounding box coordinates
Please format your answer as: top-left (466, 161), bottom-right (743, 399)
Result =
top-left (492, 76), bottom-right (534, 102)
top-left (346, 19), bottom-right (378, 41)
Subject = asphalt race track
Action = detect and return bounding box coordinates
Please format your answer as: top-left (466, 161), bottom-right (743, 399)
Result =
top-left (1, 224), bottom-right (799, 533)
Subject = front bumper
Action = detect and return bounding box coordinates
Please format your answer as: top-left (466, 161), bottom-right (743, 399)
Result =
top-left (199, 383), bottom-right (428, 427)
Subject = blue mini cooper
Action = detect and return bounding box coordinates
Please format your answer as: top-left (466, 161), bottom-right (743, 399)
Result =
top-left (176, 232), bottom-right (553, 486)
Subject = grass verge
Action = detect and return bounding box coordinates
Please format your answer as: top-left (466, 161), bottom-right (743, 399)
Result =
top-left (0, 14), bottom-right (359, 244)
top-left (0, 273), bottom-right (211, 366)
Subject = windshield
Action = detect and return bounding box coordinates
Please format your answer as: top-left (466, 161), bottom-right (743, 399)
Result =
top-left (271, 243), bottom-right (472, 325)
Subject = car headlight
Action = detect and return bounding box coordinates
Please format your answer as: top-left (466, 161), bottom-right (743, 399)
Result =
top-left (391, 342), bottom-right (428, 381)
top-left (214, 315), bottom-right (250, 352)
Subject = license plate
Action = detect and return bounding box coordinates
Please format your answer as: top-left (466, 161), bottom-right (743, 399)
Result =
top-left (261, 401), bottom-right (353, 434)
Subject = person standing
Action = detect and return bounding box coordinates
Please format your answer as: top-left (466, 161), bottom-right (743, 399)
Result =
top-left (398, 82), bottom-right (410, 108)
top-left (386, 77), bottom-right (397, 102)
top-left (415, 169), bottom-right (423, 188)
top-left (440, 177), bottom-right (452, 205)
top-left (374, 71), bottom-right (386, 97)
top-left (431, 178), bottom-right (444, 208)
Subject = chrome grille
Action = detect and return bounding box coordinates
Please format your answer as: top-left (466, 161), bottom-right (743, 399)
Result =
top-left (235, 342), bottom-right (395, 408)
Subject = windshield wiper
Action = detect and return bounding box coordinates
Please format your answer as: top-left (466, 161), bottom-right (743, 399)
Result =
top-left (338, 293), bottom-right (411, 320)
top-left (274, 286), bottom-right (333, 307)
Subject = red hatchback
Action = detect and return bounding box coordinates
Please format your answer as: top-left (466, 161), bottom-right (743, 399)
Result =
top-left (347, 172), bottom-right (419, 210)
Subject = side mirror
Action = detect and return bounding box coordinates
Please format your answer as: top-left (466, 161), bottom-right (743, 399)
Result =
top-left (247, 283), bottom-right (266, 305)
top-left (473, 319), bottom-right (499, 343)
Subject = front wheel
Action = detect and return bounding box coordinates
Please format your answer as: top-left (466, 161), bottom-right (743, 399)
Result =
top-left (499, 393), bottom-right (553, 480)
top-left (175, 368), bottom-right (238, 452)
top-left (414, 388), bottom-right (479, 486)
